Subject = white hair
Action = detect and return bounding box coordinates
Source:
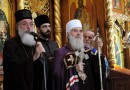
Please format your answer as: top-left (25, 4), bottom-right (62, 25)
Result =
top-left (68, 33), bottom-right (84, 51)
top-left (18, 26), bottom-right (36, 46)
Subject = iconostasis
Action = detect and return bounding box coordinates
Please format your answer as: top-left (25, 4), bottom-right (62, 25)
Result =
top-left (106, 0), bottom-right (130, 68)
top-left (1, 0), bottom-right (130, 69)
top-left (0, 0), bottom-right (16, 66)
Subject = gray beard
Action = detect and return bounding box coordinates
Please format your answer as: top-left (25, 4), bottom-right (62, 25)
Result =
top-left (18, 26), bottom-right (36, 46)
top-left (84, 43), bottom-right (93, 49)
top-left (68, 34), bottom-right (84, 51)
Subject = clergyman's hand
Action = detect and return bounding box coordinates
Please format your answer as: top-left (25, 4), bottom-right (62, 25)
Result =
top-left (93, 37), bottom-right (103, 54)
top-left (76, 62), bottom-right (85, 72)
top-left (33, 42), bottom-right (45, 61)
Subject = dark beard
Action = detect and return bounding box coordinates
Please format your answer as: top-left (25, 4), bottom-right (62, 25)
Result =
top-left (41, 30), bottom-right (51, 39)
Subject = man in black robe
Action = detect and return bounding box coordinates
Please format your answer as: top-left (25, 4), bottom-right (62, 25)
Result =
top-left (34, 15), bottom-right (59, 90)
top-left (83, 30), bottom-right (109, 90)
top-left (53, 19), bottom-right (106, 90)
top-left (3, 9), bottom-right (45, 90)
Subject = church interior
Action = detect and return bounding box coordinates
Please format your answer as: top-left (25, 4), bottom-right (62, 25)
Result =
top-left (0, 0), bottom-right (130, 90)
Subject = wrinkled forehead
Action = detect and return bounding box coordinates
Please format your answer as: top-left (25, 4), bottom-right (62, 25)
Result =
top-left (84, 30), bottom-right (95, 37)
top-left (70, 27), bottom-right (82, 31)
top-left (18, 19), bottom-right (33, 23)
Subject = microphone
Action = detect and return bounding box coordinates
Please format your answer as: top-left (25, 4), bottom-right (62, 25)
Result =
top-left (30, 32), bottom-right (47, 90)
top-left (30, 32), bottom-right (39, 41)
top-left (30, 32), bottom-right (49, 41)
top-left (30, 32), bottom-right (45, 58)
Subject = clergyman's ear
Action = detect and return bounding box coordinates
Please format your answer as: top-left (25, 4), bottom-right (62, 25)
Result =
top-left (36, 27), bottom-right (40, 33)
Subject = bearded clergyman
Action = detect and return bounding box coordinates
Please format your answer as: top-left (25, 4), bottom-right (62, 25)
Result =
top-left (3, 9), bottom-right (45, 90)
top-left (53, 19), bottom-right (107, 90)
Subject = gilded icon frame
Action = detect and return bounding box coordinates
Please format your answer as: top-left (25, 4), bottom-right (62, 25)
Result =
top-left (112, 0), bottom-right (124, 13)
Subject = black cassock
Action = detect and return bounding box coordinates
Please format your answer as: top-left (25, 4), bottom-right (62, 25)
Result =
top-left (33, 38), bottom-right (59, 90)
top-left (79, 48), bottom-right (106, 90)
top-left (3, 35), bottom-right (34, 90)
top-left (3, 35), bottom-right (59, 90)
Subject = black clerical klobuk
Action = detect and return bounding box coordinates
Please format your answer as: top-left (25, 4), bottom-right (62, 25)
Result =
top-left (15, 9), bottom-right (32, 23)
top-left (34, 15), bottom-right (50, 28)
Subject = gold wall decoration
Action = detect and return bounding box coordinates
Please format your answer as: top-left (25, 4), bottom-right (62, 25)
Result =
top-left (17, 0), bottom-right (24, 10)
top-left (112, 12), bottom-right (130, 21)
top-left (105, 0), bottom-right (116, 68)
top-left (0, 0), bottom-right (4, 6)
top-left (54, 0), bottom-right (62, 47)
top-left (17, 0), bottom-right (49, 15)
top-left (112, 0), bottom-right (124, 13)
top-left (24, 0), bottom-right (30, 10)
top-left (42, 1), bottom-right (49, 16)
top-left (26, 0), bottom-right (49, 15)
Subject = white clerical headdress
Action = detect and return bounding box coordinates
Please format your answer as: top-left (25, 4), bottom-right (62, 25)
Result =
top-left (66, 19), bottom-right (82, 33)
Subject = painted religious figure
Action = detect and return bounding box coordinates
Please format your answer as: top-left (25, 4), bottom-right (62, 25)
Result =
top-left (113, 0), bottom-right (121, 9)
top-left (74, 0), bottom-right (90, 31)
top-left (114, 36), bottom-right (122, 67)
top-left (0, 9), bottom-right (10, 65)
top-left (113, 23), bottom-right (124, 68)
top-left (0, 9), bottom-right (10, 51)
top-left (74, 0), bottom-right (90, 30)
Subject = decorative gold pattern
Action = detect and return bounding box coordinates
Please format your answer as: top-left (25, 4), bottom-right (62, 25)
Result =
top-left (24, 0), bottom-right (30, 10)
top-left (25, 0), bottom-right (49, 15)
top-left (54, 0), bottom-right (62, 47)
top-left (42, 1), bottom-right (49, 16)
top-left (105, 0), bottom-right (116, 68)
top-left (18, 0), bottom-right (49, 15)
top-left (112, 12), bottom-right (130, 21)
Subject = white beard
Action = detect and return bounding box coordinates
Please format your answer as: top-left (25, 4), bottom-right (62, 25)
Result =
top-left (68, 34), bottom-right (84, 51)
top-left (18, 26), bottom-right (36, 46)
